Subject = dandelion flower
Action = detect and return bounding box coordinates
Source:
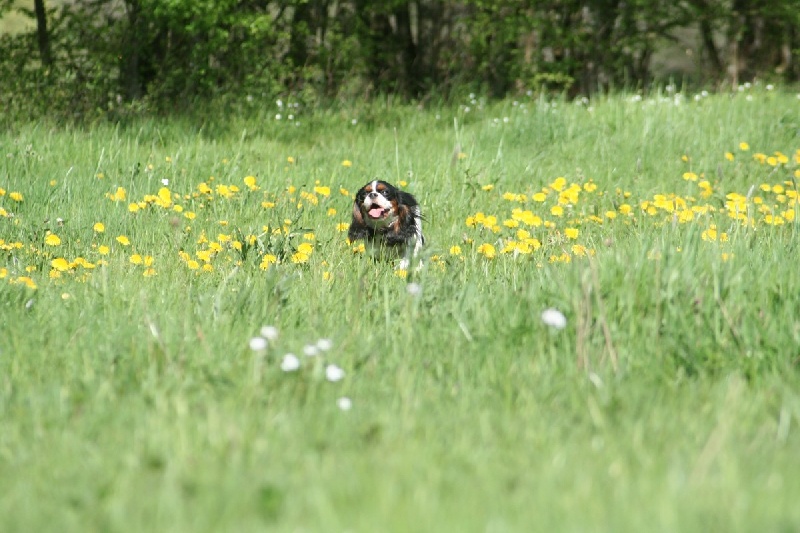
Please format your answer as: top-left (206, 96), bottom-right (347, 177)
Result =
top-left (260, 326), bottom-right (279, 341)
top-left (325, 364), bottom-right (345, 382)
top-left (337, 397), bottom-right (353, 411)
top-left (45, 234), bottom-right (62, 246)
top-left (249, 337), bottom-right (268, 351)
top-left (51, 258), bottom-right (70, 271)
top-left (739, 142), bottom-right (750, 151)
top-left (342, 160), bottom-right (353, 167)
top-left (541, 308), bottom-right (567, 329)
top-left (93, 222), bottom-right (105, 233)
top-left (116, 235), bottom-right (130, 246)
top-left (281, 353), bottom-right (300, 372)
top-left (406, 282), bottom-right (422, 296)
top-left (477, 243), bottom-right (496, 258)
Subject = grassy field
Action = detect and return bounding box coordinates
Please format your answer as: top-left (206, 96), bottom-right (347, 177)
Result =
top-left (2, 87), bottom-right (800, 532)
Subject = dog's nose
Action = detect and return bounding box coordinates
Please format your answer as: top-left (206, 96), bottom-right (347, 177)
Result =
top-left (368, 192), bottom-right (379, 199)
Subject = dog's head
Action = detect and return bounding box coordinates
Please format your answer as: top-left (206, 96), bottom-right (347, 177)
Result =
top-left (352, 180), bottom-right (401, 230)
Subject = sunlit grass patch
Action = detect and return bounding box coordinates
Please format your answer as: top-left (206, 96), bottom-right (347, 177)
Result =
top-left (2, 88), bottom-right (800, 532)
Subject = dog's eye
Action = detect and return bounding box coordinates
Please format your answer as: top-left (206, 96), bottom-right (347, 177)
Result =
top-left (380, 190), bottom-right (390, 197)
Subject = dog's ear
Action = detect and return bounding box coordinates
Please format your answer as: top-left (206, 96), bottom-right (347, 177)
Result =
top-left (351, 200), bottom-right (364, 225)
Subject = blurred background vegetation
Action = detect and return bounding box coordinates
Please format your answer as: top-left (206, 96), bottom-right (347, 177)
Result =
top-left (1, 0), bottom-right (798, 122)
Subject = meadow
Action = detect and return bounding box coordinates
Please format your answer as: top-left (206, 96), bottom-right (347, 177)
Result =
top-left (2, 86), bottom-right (800, 532)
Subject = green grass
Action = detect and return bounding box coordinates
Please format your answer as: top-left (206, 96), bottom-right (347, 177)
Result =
top-left (2, 87), bottom-right (800, 532)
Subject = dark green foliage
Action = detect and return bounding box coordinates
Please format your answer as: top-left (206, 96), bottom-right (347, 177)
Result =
top-left (1, 0), bottom-right (799, 123)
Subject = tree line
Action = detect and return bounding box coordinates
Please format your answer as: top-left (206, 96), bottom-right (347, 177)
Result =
top-left (1, 0), bottom-right (798, 120)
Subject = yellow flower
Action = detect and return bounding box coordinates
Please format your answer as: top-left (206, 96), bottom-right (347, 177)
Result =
top-left (701, 226), bottom-right (718, 241)
top-left (477, 243), bottom-right (496, 259)
top-left (571, 244), bottom-right (589, 256)
top-left (187, 260), bottom-right (200, 270)
top-left (128, 203), bottom-right (140, 213)
top-left (323, 271), bottom-right (332, 281)
top-left (259, 254), bottom-right (278, 270)
top-left (394, 269), bottom-right (408, 279)
top-left (532, 192), bottom-right (547, 202)
top-left (130, 254), bottom-right (143, 265)
top-left (107, 186), bottom-right (126, 202)
top-left (116, 235), bottom-right (131, 246)
top-left (724, 152), bottom-right (734, 161)
top-left (327, 208), bottom-right (337, 216)
top-left (45, 234), bottom-right (62, 246)
top-left (550, 205), bottom-right (564, 217)
top-left (98, 245), bottom-right (110, 255)
top-left (550, 177), bottom-right (567, 192)
top-left (342, 160), bottom-right (353, 167)
top-left (287, 156), bottom-right (295, 164)
top-left (93, 222), bottom-right (105, 233)
top-left (9, 191), bottom-right (23, 202)
top-left (291, 251), bottom-right (310, 264)
top-left (51, 258), bottom-right (70, 271)
top-left (143, 268), bottom-right (157, 277)
top-left (564, 228), bottom-right (579, 240)
top-left (682, 172), bottom-right (698, 181)
top-left (244, 175), bottom-right (259, 190)
top-left (314, 185), bottom-right (331, 196)
top-left (739, 142), bottom-right (750, 151)
top-left (449, 245), bottom-right (462, 256)
top-left (14, 276), bottom-right (37, 290)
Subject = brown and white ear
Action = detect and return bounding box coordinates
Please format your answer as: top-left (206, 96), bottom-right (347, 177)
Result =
top-left (351, 200), bottom-right (365, 226)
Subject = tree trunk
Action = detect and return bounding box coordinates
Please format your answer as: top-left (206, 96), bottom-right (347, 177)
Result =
top-left (34, 0), bottom-right (52, 66)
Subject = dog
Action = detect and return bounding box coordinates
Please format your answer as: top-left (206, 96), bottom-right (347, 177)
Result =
top-left (348, 180), bottom-right (424, 269)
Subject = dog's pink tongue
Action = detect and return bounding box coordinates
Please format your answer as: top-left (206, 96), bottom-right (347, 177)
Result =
top-left (368, 207), bottom-right (384, 218)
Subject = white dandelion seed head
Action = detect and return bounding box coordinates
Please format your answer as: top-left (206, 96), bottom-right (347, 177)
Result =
top-left (281, 353), bottom-right (300, 372)
top-left (351, 118), bottom-right (358, 126)
top-left (303, 344), bottom-right (319, 357)
top-left (260, 325), bottom-right (279, 341)
top-left (337, 397), bottom-right (352, 411)
top-left (406, 282), bottom-right (422, 296)
top-left (161, 178), bottom-right (169, 186)
top-left (275, 114), bottom-right (282, 120)
top-left (541, 307), bottom-right (567, 330)
top-left (249, 336), bottom-right (268, 351)
top-left (316, 338), bottom-right (333, 352)
top-left (325, 364), bottom-right (345, 382)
